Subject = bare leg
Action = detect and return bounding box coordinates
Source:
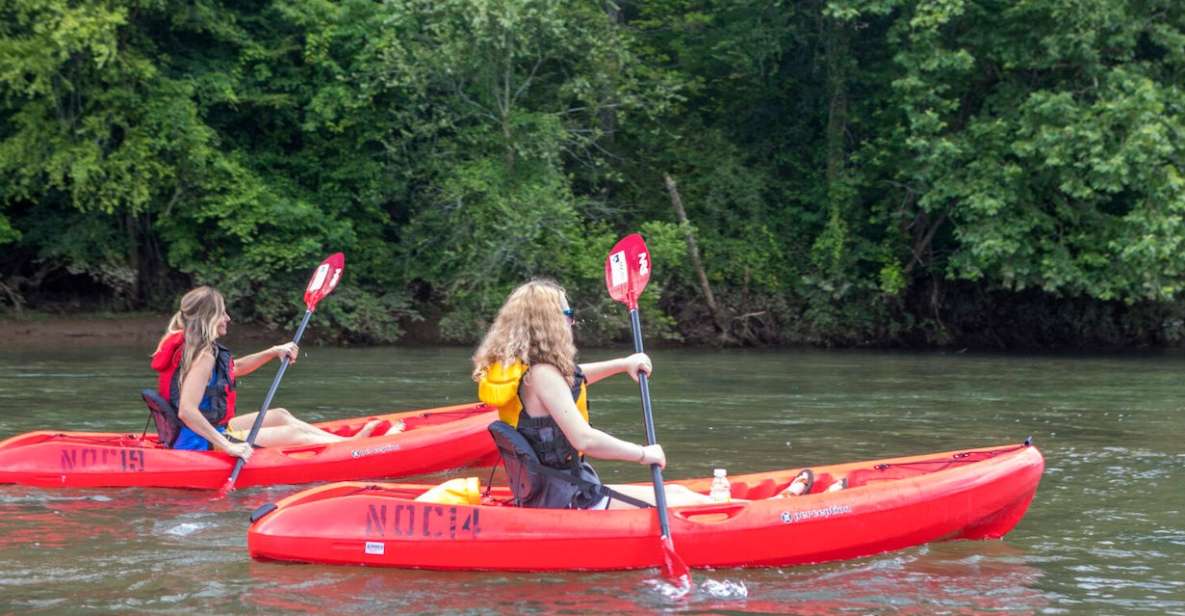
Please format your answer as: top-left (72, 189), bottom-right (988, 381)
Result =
top-left (354, 419), bottom-right (383, 439)
top-left (230, 408), bottom-right (380, 440)
top-left (603, 484), bottom-right (718, 510)
top-left (248, 425), bottom-right (345, 448)
top-left (230, 408), bottom-right (302, 431)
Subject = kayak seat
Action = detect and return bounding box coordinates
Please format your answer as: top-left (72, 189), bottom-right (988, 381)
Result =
top-left (141, 389), bottom-right (181, 448)
top-left (488, 420), bottom-right (547, 505)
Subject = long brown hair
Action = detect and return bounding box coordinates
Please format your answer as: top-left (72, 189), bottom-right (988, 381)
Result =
top-left (153, 286), bottom-right (227, 384)
top-left (472, 279), bottom-right (576, 382)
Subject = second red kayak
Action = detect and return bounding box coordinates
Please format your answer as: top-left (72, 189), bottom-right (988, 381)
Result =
top-left (0, 402), bottom-right (499, 489)
top-left (248, 441), bottom-right (1044, 570)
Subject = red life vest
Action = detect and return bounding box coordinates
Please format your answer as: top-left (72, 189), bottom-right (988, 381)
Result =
top-left (151, 332), bottom-right (237, 426)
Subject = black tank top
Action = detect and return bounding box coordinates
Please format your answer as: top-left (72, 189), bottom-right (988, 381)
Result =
top-left (515, 367), bottom-right (604, 508)
top-left (516, 367), bottom-right (587, 470)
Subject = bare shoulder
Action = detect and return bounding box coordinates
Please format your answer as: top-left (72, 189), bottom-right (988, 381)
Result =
top-left (526, 363), bottom-right (565, 383)
top-left (184, 349), bottom-right (216, 381)
top-left (523, 363), bottom-right (578, 420)
top-left (191, 348), bottom-right (215, 367)
top-left (524, 363), bottom-right (569, 397)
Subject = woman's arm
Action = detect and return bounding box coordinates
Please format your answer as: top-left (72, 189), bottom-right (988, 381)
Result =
top-left (578, 352), bottom-right (651, 386)
top-left (234, 342), bottom-right (299, 377)
top-left (178, 352), bottom-right (251, 459)
top-left (530, 364), bottom-right (665, 468)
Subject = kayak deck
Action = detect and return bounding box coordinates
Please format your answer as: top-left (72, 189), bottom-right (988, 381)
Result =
top-left (248, 442), bottom-right (1044, 570)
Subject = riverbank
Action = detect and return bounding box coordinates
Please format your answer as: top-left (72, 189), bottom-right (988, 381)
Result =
top-left (3, 310), bottom-right (1181, 353)
top-left (0, 312), bottom-right (279, 350)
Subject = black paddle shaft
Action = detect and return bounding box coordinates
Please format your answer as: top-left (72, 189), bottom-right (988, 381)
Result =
top-left (226, 308), bottom-right (313, 486)
top-left (629, 308), bottom-right (674, 540)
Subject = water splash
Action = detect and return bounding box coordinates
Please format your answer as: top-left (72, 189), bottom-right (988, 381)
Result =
top-left (643, 576), bottom-right (748, 602)
top-left (163, 522), bottom-right (208, 536)
top-left (698, 577), bottom-right (749, 599)
top-left (644, 576), bottom-right (692, 601)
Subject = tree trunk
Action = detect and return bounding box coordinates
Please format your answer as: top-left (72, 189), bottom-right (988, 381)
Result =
top-left (125, 210), bottom-right (142, 309)
top-left (0, 279), bottom-right (23, 313)
top-left (818, 11), bottom-right (853, 276)
top-left (600, 2), bottom-right (622, 143)
top-left (663, 174), bottom-right (732, 342)
top-left (824, 16), bottom-right (849, 191)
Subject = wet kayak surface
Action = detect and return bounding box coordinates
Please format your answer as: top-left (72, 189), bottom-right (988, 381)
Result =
top-left (1, 344), bottom-right (1182, 614)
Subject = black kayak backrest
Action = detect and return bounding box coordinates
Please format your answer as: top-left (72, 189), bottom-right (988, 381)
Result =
top-left (142, 388), bottom-right (181, 448)
top-left (487, 420), bottom-right (542, 506)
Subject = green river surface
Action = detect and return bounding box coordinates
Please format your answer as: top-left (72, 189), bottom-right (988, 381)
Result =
top-left (1, 342), bottom-right (1182, 614)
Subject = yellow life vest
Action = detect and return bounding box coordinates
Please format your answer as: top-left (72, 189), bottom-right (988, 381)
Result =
top-left (412, 476), bottom-right (482, 505)
top-left (477, 361), bottom-right (588, 427)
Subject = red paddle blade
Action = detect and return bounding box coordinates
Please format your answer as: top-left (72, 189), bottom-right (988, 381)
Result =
top-left (604, 233), bottom-right (651, 310)
top-left (213, 477), bottom-right (235, 500)
top-left (304, 252), bottom-right (345, 312)
top-left (660, 535), bottom-right (692, 588)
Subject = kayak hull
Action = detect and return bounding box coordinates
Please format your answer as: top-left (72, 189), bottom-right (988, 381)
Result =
top-left (247, 443), bottom-right (1044, 570)
top-left (0, 403), bottom-right (498, 489)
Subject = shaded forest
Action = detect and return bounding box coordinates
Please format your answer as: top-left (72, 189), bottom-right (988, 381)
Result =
top-left (2, 0), bottom-right (1183, 348)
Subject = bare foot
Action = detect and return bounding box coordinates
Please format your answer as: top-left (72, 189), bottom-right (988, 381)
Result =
top-left (353, 419), bottom-right (383, 439)
top-left (778, 469), bottom-right (814, 498)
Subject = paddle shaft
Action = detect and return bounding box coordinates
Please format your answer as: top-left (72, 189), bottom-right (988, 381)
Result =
top-left (225, 308), bottom-right (314, 487)
top-left (629, 307), bottom-right (674, 540)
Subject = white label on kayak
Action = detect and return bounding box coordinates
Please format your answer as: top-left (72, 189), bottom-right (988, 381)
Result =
top-left (308, 264), bottom-right (329, 292)
top-left (780, 504), bottom-right (852, 524)
top-left (609, 251), bottom-right (628, 287)
top-left (352, 443), bottom-right (401, 459)
top-left (365, 541), bottom-right (385, 555)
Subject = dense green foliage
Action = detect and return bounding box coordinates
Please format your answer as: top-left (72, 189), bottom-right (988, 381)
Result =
top-left (2, 0), bottom-right (1183, 348)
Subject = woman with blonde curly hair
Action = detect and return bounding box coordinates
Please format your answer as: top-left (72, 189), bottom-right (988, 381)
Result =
top-left (474, 279), bottom-right (714, 509)
top-left (151, 286), bottom-right (382, 460)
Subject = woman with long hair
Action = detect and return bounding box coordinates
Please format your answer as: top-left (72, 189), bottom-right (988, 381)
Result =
top-left (473, 279), bottom-right (714, 509)
top-left (152, 286), bottom-right (383, 460)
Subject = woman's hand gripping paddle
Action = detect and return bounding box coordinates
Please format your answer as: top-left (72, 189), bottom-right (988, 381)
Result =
top-left (605, 233), bottom-right (692, 588)
top-left (215, 253), bottom-right (345, 498)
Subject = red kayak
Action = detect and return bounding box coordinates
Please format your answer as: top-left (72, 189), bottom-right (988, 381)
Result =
top-left (0, 403), bottom-right (498, 489)
top-left (247, 441), bottom-right (1043, 570)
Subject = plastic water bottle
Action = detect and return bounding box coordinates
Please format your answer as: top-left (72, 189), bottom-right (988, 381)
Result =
top-left (709, 468), bottom-right (731, 502)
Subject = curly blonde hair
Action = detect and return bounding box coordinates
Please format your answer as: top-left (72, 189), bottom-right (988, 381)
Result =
top-left (153, 286), bottom-right (227, 384)
top-left (472, 279), bottom-right (576, 382)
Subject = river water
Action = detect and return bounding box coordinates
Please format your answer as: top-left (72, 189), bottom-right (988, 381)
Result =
top-left (0, 343), bottom-right (1182, 614)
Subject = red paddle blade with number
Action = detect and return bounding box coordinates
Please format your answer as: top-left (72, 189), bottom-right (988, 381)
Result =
top-left (605, 233), bottom-right (691, 586)
top-left (214, 252), bottom-right (346, 500)
top-left (304, 253), bottom-right (345, 312)
top-left (604, 233), bottom-right (651, 310)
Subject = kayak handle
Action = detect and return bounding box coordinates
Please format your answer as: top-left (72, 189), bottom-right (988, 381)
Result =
top-left (278, 444), bottom-right (331, 458)
top-left (673, 502), bottom-right (747, 523)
